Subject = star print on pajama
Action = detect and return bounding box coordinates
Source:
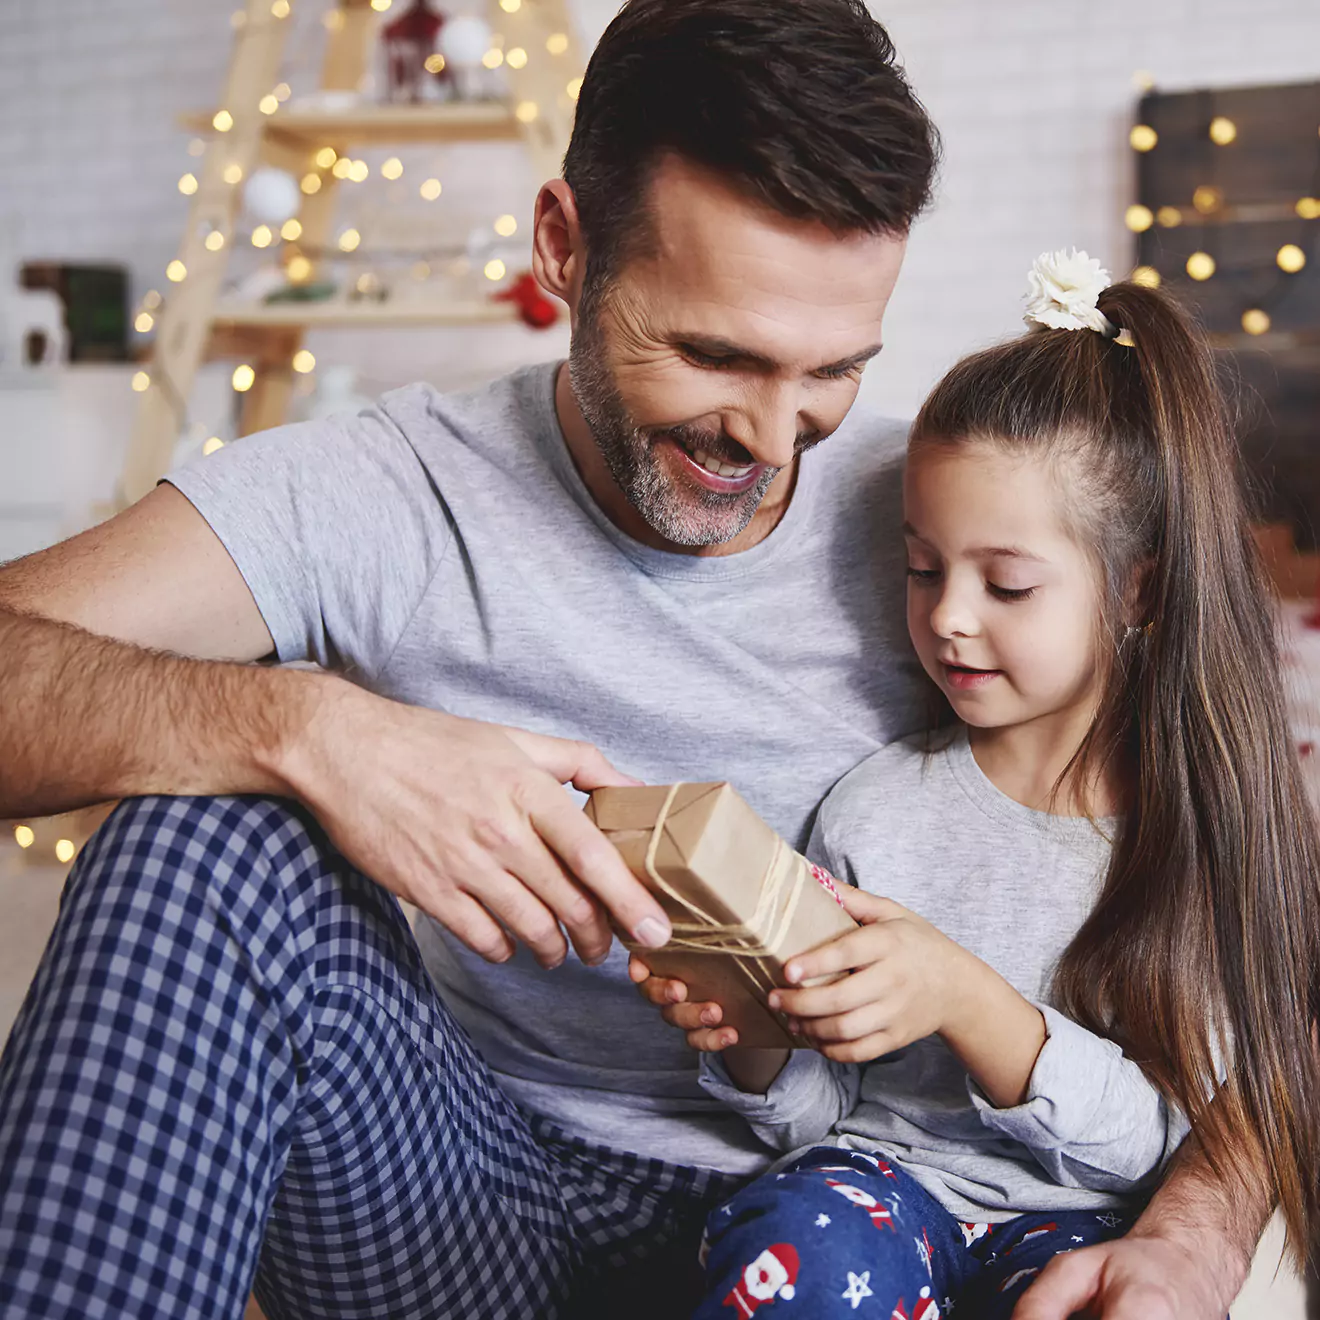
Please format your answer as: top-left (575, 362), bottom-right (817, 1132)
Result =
top-left (692, 1147), bottom-right (1137, 1319)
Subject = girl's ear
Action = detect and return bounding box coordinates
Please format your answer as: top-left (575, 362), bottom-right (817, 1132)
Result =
top-left (1121, 558), bottom-right (1157, 633)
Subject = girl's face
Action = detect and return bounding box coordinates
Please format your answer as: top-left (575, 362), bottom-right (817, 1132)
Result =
top-left (902, 441), bottom-right (1106, 734)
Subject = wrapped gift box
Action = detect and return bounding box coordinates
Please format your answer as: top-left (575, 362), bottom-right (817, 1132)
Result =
top-left (586, 782), bottom-right (856, 1048)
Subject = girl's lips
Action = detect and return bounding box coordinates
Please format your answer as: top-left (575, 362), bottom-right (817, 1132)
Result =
top-left (942, 664), bottom-right (1002, 691)
top-left (669, 437), bottom-right (763, 493)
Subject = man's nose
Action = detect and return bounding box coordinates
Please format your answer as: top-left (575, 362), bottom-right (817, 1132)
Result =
top-left (724, 383), bottom-right (805, 471)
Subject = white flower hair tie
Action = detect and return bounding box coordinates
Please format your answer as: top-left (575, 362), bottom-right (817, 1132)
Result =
top-left (1024, 248), bottom-right (1117, 336)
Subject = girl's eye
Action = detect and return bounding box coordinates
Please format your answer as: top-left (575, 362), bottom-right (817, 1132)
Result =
top-left (988, 584), bottom-right (1037, 602)
top-left (906, 567), bottom-right (941, 585)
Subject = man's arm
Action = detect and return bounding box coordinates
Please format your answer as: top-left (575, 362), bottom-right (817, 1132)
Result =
top-left (1014, 1133), bottom-right (1268, 1320)
top-left (0, 485), bottom-right (672, 966)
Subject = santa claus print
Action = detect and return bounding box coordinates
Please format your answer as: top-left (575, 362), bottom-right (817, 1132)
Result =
top-left (722, 1243), bottom-right (800, 1316)
top-left (1004, 1224), bottom-right (1058, 1255)
top-left (892, 1287), bottom-right (942, 1320)
top-left (958, 1222), bottom-right (991, 1248)
top-left (825, 1178), bottom-right (896, 1231)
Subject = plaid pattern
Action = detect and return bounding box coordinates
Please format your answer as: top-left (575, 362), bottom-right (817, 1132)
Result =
top-left (0, 794), bottom-right (746, 1319)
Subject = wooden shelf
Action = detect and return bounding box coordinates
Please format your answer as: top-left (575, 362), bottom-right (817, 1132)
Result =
top-left (181, 101), bottom-right (522, 148)
top-left (211, 298), bottom-right (520, 328)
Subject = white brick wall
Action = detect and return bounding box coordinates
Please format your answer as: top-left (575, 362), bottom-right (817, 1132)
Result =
top-left (1, 1), bottom-right (1318, 456)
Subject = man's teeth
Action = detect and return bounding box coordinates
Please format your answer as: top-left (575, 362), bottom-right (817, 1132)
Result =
top-left (682, 442), bottom-right (755, 479)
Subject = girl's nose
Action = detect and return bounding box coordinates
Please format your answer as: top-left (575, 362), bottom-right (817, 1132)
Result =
top-left (928, 588), bottom-right (977, 639)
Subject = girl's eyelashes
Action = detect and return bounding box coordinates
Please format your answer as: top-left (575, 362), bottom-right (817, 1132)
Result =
top-left (987, 583), bottom-right (1037, 602)
top-left (905, 567), bottom-right (1038, 603)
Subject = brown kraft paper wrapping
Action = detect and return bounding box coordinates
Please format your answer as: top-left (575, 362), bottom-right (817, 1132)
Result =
top-left (585, 782), bottom-right (857, 1048)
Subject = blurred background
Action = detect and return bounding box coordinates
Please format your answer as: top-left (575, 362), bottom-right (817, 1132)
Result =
top-left (2, 2), bottom-right (1319, 1314)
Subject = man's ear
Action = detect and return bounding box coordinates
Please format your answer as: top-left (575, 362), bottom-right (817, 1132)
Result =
top-left (531, 179), bottom-right (586, 321)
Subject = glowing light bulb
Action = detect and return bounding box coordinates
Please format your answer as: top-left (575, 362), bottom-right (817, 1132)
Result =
top-left (251, 224), bottom-right (274, 248)
top-left (232, 364), bottom-right (256, 392)
top-left (203, 436), bottom-right (225, 455)
top-left (338, 228), bottom-right (361, 252)
top-left (546, 32), bottom-right (569, 54)
top-left (348, 160), bottom-right (369, 182)
top-left (300, 173), bottom-right (322, 195)
top-left (424, 53), bottom-right (446, 73)
top-left (1277, 244), bottom-right (1306, 274)
top-left (1129, 124), bottom-right (1158, 152)
top-left (166, 260), bottom-right (188, 282)
top-left (213, 109), bottom-right (234, 132)
top-left (566, 78), bottom-right (583, 101)
top-left (1193, 185), bottom-right (1222, 214)
top-left (55, 839), bottom-right (76, 864)
top-left (143, 289), bottom-right (162, 309)
top-left (131, 371), bottom-right (151, 392)
top-left (506, 47), bottom-right (528, 69)
top-left (1156, 206), bottom-right (1182, 228)
top-left (1208, 116), bottom-right (1236, 145)
top-left (188, 138), bottom-right (206, 157)
top-left (516, 100), bottom-right (539, 122)
top-left (274, 82), bottom-right (291, 101)
top-left (1131, 69), bottom-right (1154, 91)
top-left (178, 172), bottom-right (199, 196)
top-left (292, 349), bottom-right (316, 373)
top-left (1131, 266), bottom-right (1161, 288)
top-left (371, 0), bottom-right (392, 10)
top-left (1124, 204), bottom-right (1153, 233)
top-left (271, 0), bottom-right (291, 17)
top-left (281, 217), bottom-right (303, 240)
top-left (1186, 252), bottom-right (1215, 281)
top-left (483, 48), bottom-right (504, 69)
top-left (134, 311), bottom-right (155, 332)
top-left (381, 157), bottom-right (403, 180)
top-left (1297, 198), bottom-right (1320, 220)
top-left (324, 6), bottom-right (345, 29)
top-left (204, 230), bottom-right (226, 251)
top-left (332, 156), bottom-right (353, 179)
top-left (420, 177), bottom-right (442, 200)
top-left (287, 254), bottom-right (313, 282)
top-left (14, 825), bottom-right (34, 848)
top-left (223, 163), bottom-right (244, 185)
top-left (259, 94), bottom-right (279, 115)
top-left (494, 214), bottom-right (518, 237)
top-left (499, 0), bottom-right (521, 11)
top-left (1241, 309), bottom-right (1270, 336)
top-left (315, 146), bottom-right (338, 169)
top-left (484, 258), bottom-right (507, 281)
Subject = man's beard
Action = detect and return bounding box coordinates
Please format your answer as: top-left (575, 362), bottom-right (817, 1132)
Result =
top-left (568, 298), bottom-right (799, 548)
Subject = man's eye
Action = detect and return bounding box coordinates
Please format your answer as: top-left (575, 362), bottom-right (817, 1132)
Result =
top-left (681, 346), bottom-right (736, 370)
top-left (988, 584), bottom-right (1037, 602)
top-left (815, 363), bottom-right (862, 381)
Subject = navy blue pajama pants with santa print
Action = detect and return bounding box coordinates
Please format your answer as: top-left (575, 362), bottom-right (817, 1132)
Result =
top-left (695, 1147), bottom-right (1135, 1319)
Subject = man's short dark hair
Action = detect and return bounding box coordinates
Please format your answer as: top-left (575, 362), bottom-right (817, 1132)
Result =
top-left (562, 0), bottom-right (940, 290)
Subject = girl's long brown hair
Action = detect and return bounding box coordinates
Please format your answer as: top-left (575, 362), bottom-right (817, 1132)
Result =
top-left (911, 281), bottom-right (1320, 1264)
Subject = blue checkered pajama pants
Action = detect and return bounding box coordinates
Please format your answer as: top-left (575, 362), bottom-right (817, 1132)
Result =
top-left (0, 794), bottom-right (746, 1319)
top-left (696, 1147), bottom-right (1135, 1318)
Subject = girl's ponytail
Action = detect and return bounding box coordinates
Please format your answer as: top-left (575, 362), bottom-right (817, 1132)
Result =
top-left (913, 279), bottom-right (1320, 1267)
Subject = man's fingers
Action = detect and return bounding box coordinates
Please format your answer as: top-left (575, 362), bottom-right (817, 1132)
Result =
top-left (1011, 1244), bottom-right (1105, 1320)
top-left (530, 789), bottom-right (672, 948)
top-left (502, 727), bottom-right (643, 791)
top-left (461, 864), bottom-right (569, 969)
top-left (428, 890), bottom-right (516, 965)
top-left (511, 839), bottom-right (614, 965)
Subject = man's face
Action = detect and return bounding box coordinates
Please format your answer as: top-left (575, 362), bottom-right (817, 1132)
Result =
top-left (567, 156), bottom-right (907, 547)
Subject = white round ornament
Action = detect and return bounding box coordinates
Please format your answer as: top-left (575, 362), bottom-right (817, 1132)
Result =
top-left (243, 168), bottom-right (302, 226)
top-left (439, 14), bottom-right (493, 69)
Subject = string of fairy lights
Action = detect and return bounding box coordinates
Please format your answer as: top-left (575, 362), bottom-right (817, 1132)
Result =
top-left (1120, 95), bottom-right (1319, 339)
top-left (127, 0), bottom-right (582, 451)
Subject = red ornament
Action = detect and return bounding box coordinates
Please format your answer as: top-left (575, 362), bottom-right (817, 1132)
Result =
top-left (494, 271), bottom-right (560, 329)
top-left (383, 0), bottom-right (448, 104)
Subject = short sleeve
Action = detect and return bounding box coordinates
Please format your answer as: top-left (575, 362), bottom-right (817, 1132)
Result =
top-left (164, 399), bottom-right (452, 676)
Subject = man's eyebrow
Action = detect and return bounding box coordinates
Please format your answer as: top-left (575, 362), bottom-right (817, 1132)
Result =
top-left (671, 334), bottom-right (884, 375)
top-left (901, 523), bottom-right (1048, 563)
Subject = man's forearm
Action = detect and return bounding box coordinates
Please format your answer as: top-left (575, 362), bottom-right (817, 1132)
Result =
top-left (0, 607), bottom-right (326, 818)
top-left (1131, 1131), bottom-right (1271, 1304)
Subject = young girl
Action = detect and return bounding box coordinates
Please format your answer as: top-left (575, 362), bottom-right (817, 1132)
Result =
top-left (632, 251), bottom-right (1320, 1317)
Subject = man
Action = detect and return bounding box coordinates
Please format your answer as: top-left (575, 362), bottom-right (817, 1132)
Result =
top-left (0, 1), bottom-right (1268, 1316)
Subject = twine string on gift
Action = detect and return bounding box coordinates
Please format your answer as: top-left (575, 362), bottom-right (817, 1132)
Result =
top-left (626, 782), bottom-right (816, 1019)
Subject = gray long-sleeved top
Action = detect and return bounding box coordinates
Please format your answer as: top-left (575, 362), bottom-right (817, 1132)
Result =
top-left (699, 729), bottom-right (1189, 1221)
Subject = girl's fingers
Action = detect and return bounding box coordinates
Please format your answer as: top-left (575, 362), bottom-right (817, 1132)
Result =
top-left (634, 972), bottom-right (691, 1006)
top-left (817, 1030), bottom-right (898, 1065)
top-left (783, 923), bottom-right (897, 984)
top-left (835, 888), bottom-right (906, 923)
top-left (771, 968), bottom-right (886, 1019)
top-left (686, 1026), bottom-right (739, 1052)
top-left (794, 1002), bottom-right (890, 1046)
top-left (662, 1001), bottom-right (725, 1032)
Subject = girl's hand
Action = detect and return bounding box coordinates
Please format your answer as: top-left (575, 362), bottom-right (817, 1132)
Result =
top-left (768, 887), bottom-right (972, 1063)
top-left (627, 954), bottom-right (739, 1052)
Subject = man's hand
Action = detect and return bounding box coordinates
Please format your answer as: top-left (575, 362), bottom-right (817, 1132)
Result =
top-left (281, 679), bottom-right (673, 969)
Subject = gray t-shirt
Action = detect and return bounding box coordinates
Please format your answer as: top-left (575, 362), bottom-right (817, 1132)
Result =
top-left (700, 730), bottom-right (1189, 1217)
top-left (165, 362), bottom-right (927, 1174)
